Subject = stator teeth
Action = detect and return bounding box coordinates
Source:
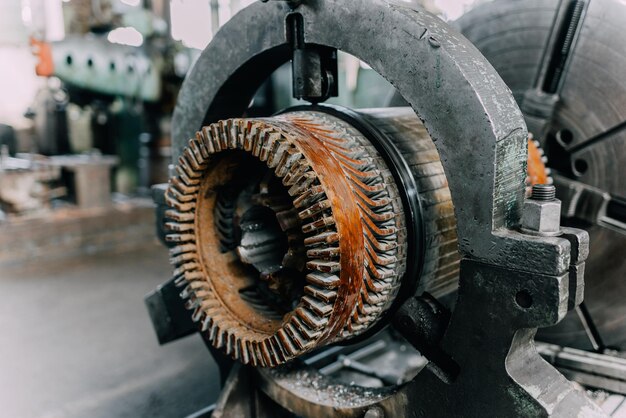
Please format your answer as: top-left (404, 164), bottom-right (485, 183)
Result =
top-left (291, 316), bottom-right (322, 341)
top-left (217, 120), bottom-right (230, 150)
top-left (292, 185), bottom-right (325, 208)
top-left (298, 200), bottom-right (332, 220)
top-left (214, 326), bottom-right (226, 349)
top-left (354, 187), bottom-right (392, 208)
top-left (364, 231), bottom-right (397, 252)
top-left (364, 273), bottom-right (392, 293)
top-left (184, 297), bottom-right (199, 313)
top-left (200, 127), bottom-right (216, 153)
top-left (177, 270), bottom-right (203, 283)
top-left (237, 339), bottom-right (249, 364)
top-left (180, 284), bottom-right (193, 299)
top-left (360, 285), bottom-right (384, 305)
top-left (173, 262), bottom-right (199, 277)
top-left (165, 192), bottom-right (195, 212)
top-left (204, 318), bottom-right (217, 340)
top-left (357, 200), bottom-right (395, 222)
top-left (225, 331), bottom-right (236, 357)
top-left (193, 133), bottom-right (210, 160)
top-left (273, 147), bottom-right (300, 178)
top-left (170, 176), bottom-right (199, 195)
top-left (165, 210), bottom-right (195, 222)
top-left (295, 307), bottom-right (327, 330)
top-left (183, 147), bottom-right (205, 171)
top-left (284, 321), bottom-right (307, 350)
top-left (304, 231), bottom-right (339, 246)
top-left (365, 247), bottom-right (397, 266)
top-left (166, 233), bottom-right (195, 243)
top-left (248, 342), bottom-right (263, 367)
top-left (239, 122), bottom-right (252, 150)
top-left (307, 260), bottom-right (341, 273)
top-left (227, 120), bottom-right (240, 149)
top-left (302, 216), bottom-right (336, 234)
top-left (288, 172), bottom-right (316, 196)
top-left (173, 274), bottom-right (187, 288)
top-left (165, 221), bottom-right (194, 232)
top-left (245, 341), bottom-right (259, 367)
top-left (267, 142), bottom-right (289, 168)
top-left (200, 315), bottom-right (213, 332)
top-left (283, 159), bottom-right (311, 186)
top-left (276, 329), bottom-right (298, 357)
top-left (305, 272), bottom-right (340, 289)
top-left (342, 161), bottom-right (380, 179)
top-left (362, 215), bottom-right (397, 237)
top-left (191, 306), bottom-right (204, 322)
top-left (304, 285), bottom-right (338, 303)
top-left (259, 132), bottom-right (281, 162)
top-left (207, 124), bottom-right (221, 152)
top-left (177, 154), bottom-right (202, 180)
top-left (302, 296), bottom-right (333, 316)
top-left (251, 128), bottom-right (267, 157)
top-left (268, 336), bottom-right (286, 364)
top-left (349, 175), bottom-right (386, 193)
top-left (365, 262), bottom-right (394, 280)
top-left (306, 247), bottom-right (340, 259)
top-left (259, 340), bottom-right (275, 367)
top-left (175, 165), bottom-right (200, 186)
top-left (169, 252), bottom-right (196, 265)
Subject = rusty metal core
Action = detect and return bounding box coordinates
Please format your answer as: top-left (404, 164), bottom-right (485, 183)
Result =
top-left (165, 108), bottom-right (458, 366)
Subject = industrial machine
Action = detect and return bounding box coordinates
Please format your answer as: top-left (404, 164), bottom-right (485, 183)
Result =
top-left (145, 0), bottom-right (617, 416)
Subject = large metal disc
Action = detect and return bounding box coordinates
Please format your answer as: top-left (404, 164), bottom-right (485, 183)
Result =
top-left (457, 0), bottom-right (626, 350)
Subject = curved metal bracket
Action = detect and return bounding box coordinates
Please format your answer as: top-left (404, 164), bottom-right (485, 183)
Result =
top-left (172, 0), bottom-right (571, 275)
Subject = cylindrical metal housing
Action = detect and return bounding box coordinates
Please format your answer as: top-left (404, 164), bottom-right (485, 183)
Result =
top-left (165, 107), bottom-right (458, 366)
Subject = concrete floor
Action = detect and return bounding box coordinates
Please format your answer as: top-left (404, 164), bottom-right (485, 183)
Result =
top-left (0, 244), bottom-right (220, 418)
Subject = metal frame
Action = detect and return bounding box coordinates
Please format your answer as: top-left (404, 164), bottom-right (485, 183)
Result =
top-left (161, 0), bottom-right (604, 416)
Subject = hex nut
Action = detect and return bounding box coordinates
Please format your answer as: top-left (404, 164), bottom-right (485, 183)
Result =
top-left (521, 198), bottom-right (561, 235)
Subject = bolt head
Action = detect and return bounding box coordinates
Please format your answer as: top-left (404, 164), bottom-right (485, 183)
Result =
top-left (521, 199), bottom-right (561, 235)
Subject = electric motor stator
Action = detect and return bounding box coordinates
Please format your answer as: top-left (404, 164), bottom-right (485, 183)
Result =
top-left (165, 107), bottom-right (458, 366)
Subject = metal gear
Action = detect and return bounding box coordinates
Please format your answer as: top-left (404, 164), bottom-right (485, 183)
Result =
top-left (164, 108), bottom-right (457, 366)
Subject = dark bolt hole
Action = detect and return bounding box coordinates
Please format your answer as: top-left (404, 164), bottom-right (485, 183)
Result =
top-left (557, 129), bottom-right (573, 145)
top-left (515, 290), bottom-right (533, 309)
top-left (87, 58), bottom-right (94, 68)
top-left (66, 55), bottom-right (73, 66)
top-left (574, 158), bottom-right (588, 175)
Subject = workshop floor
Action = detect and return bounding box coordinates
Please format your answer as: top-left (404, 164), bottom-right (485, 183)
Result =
top-left (0, 243), bottom-right (219, 418)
